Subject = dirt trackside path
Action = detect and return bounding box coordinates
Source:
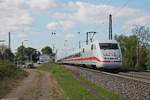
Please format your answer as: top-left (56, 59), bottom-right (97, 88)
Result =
top-left (2, 69), bottom-right (62, 100)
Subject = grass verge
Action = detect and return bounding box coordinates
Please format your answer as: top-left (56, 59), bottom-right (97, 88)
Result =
top-left (0, 60), bottom-right (28, 98)
top-left (39, 63), bottom-right (97, 100)
top-left (39, 63), bottom-right (124, 100)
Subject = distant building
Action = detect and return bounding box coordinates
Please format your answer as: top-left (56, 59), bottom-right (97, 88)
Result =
top-left (38, 53), bottom-right (56, 64)
top-left (39, 54), bottom-right (50, 63)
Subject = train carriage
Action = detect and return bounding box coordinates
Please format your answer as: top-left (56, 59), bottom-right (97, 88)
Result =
top-left (58, 40), bottom-right (122, 69)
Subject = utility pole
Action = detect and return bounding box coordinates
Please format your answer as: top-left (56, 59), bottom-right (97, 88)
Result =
top-left (79, 40), bottom-right (81, 49)
top-left (50, 32), bottom-right (56, 53)
top-left (86, 32), bottom-right (88, 45)
top-left (78, 32), bottom-right (81, 49)
top-left (8, 32), bottom-right (11, 50)
top-left (109, 14), bottom-right (112, 40)
top-left (21, 41), bottom-right (23, 61)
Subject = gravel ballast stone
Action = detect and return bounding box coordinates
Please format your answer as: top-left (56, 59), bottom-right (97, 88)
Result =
top-left (64, 65), bottom-right (150, 100)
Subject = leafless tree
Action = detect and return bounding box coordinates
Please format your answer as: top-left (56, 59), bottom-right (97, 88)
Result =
top-left (132, 25), bottom-right (150, 69)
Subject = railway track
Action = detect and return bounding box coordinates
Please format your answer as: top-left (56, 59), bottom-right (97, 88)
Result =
top-left (118, 72), bottom-right (150, 82)
top-left (67, 65), bottom-right (150, 84)
top-left (64, 65), bottom-right (150, 100)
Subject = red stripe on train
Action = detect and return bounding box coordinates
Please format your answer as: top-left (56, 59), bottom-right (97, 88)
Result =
top-left (65, 57), bottom-right (112, 62)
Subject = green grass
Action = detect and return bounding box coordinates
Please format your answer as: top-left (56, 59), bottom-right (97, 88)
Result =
top-left (39, 63), bottom-right (124, 100)
top-left (0, 60), bottom-right (27, 98)
top-left (39, 63), bottom-right (97, 100)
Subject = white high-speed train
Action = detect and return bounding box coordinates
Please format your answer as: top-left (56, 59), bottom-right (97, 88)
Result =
top-left (57, 40), bottom-right (122, 69)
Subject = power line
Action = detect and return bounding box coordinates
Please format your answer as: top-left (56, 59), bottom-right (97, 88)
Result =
top-left (113, 0), bottom-right (131, 16)
top-left (103, 0), bottom-right (113, 17)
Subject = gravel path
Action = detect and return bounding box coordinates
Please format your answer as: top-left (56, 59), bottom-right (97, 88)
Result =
top-left (64, 65), bottom-right (150, 100)
top-left (1, 69), bottom-right (62, 100)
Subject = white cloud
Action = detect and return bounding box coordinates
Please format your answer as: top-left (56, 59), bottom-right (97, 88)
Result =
top-left (52, 12), bottom-right (68, 20)
top-left (27, 0), bottom-right (59, 10)
top-left (46, 22), bottom-right (61, 30)
top-left (17, 33), bottom-right (27, 38)
top-left (61, 20), bottom-right (75, 29)
top-left (53, 1), bottom-right (149, 30)
top-left (68, 2), bottom-right (147, 24)
top-left (47, 20), bottom-right (75, 30)
top-left (124, 16), bottom-right (150, 31)
top-left (0, 0), bottom-right (32, 35)
top-left (69, 2), bottom-right (108, 23)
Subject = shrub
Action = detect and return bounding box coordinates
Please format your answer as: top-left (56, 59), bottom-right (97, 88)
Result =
top-left (0, 60), bottom-right (27, 80)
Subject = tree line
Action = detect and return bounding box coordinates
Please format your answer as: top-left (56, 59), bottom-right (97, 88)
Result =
top-left (115, 25), bottom-right (150, 70)
top-left (0, 46), bottom-right (53, 63)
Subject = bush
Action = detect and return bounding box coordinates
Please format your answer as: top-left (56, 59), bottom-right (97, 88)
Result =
top-left (0, 60), bottom-right (27, 80)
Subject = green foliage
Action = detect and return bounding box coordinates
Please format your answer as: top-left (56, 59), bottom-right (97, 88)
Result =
top-left (0, 60), bottom-right (27, 80)
top-left (145, 49), bottom-right (150, 70)
top-left (0, 49), bottom-right (14, 61)
top-left (25, 47), bottom-right (40, 62)
top-left (137, 46), bottom-right (148, 70)
top-left (41, 46), bottom-right (52, 55)
top-left (4, 49), bottom-right (14, 61)
top-left (0, 60), bottom-right (27, 97)
top-left (15, 45), bottom-right (26, 61)
top-left (132, 25), bottom-right (150, 70)
top-left (115, 34), bottom-right (150, 70)
top-left (16, 46), bottom-right (40, 62)
top-left (41, 63), bottom-right (97, 100)
top-left (115, 35), bottom-right (137, 68)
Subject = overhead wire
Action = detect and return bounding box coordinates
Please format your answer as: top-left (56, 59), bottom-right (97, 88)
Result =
top-left (98, 0), bottom-right (113, 36)
top-left (99, 0), bottom-right (132, 38)
top-left (113, 0), bottom-right (131, 17)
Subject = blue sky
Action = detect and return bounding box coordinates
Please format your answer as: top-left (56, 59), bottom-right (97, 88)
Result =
top-left (0, 0), bottom-right (150, 57)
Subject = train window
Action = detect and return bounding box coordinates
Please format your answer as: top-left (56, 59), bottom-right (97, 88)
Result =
top-left (74, 53), bottom-right (81, 57)
top-left (91, 44), bottom-right (94, 50)
top-left (83, 48), bottom-right (85, 53)
top-left (99, 43), bottom-right (118, 50)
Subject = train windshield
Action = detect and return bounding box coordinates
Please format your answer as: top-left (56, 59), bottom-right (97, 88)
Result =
top-left (99, 43), bottom-right (118, 50)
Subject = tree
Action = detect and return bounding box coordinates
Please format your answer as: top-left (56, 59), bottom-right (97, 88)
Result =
top-left (115, 35), bottom-right (138, 68)
top-left (16, 46), bottom-right (40, 62)
top-left (41, 46), bottom-right (52, 55)
top-left (132, 25), bottom-right (150, 69)
top-left (3, 49), bottom-right (14, 61)
top-left (24, 47), bottom-right (35, 62)
top-left (0, 49), bottom-right (14, 61)
top-left (15, 45), bottom-right (26, 61)
top-left (146, 47), bottom-right (150, 70)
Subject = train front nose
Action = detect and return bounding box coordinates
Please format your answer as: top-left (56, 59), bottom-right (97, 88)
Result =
top-left (101, 50), bottom-right (122, 69)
